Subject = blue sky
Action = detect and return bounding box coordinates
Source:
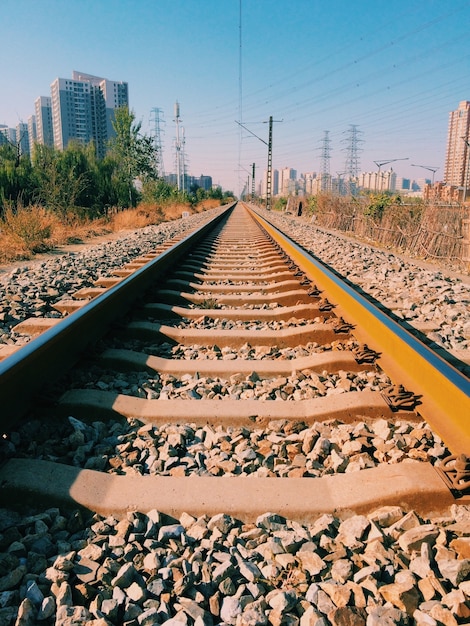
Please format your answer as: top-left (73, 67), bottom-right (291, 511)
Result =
top-left (1, 0), bottom-right (469, 195)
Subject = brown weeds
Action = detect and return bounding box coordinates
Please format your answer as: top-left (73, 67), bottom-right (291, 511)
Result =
top-left (0, 200), bottom-right (207, 264)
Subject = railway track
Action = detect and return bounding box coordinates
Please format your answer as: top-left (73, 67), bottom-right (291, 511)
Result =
top-left (2, 202), bottom-right (470, 625)
top-left (0, 202), bottom-right (469, 522)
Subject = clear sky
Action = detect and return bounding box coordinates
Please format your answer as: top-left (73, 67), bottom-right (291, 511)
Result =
top-left (1, 0), bottom-right (469, 195)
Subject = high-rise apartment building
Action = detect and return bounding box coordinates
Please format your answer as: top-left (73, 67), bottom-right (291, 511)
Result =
top-left (34, 96), bottom-right (54, 148)
top-left (260, 169), bottom-right (279, 198)
top-left (444, 100), bottom-right (470, 188)
top-left (358, 169), bottom-right (397, 192)
top-left (0, 122), bottom-right (31, 156)
top-left (50, 71), bottom-right (128, 158)
top-left (27, 115), bottom-right (37, 156)
top-left (16, 122), bottom-right (30, 157)
top-left (279, 167), bottom-right (297, 195)
top-left (0, 125), bottom-right (16, 146)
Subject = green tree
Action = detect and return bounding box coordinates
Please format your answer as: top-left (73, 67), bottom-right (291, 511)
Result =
top-left (273, 197), bottom-right (287, 212)
top-left (141, 178), bottom-right (180, 204)
top-left (364, 193), bottom-right (393, 220)
top-left (0, 144), bottom-right (36, 213)
top-left (33, 143), bottom-right (91, 217)
top-left (209, 187), bottom-right (223, 200)
top-left (109, 107), bottom-right (157, 207)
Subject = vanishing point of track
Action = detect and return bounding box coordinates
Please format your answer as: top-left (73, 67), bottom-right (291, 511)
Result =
top-left (0, 202), bottom-right (469, 521)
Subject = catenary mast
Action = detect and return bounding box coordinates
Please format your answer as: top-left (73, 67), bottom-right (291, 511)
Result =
top-left (174, 101), bottom-right (184, 192)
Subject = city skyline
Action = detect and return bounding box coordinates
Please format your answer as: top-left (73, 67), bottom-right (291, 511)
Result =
top-left (1, 0), bottom-right (469, 195)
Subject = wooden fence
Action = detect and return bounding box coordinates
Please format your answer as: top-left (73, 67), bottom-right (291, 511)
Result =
top-left (312, 203), bottom-right (470, 270)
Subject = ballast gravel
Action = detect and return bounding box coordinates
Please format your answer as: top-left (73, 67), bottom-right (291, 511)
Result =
top-left (1, 504), bottom-right (470, 626)
top-left (0, 207), bottom-right (469, 625)
top-left (0, 208), bottom-right (224, 346)
top-left (9, 412), bottom-right (448, 479)
top-left (260, 209), bottom-right (469, 356)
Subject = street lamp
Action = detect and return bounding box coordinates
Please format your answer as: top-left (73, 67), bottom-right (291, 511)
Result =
top-left (373, 158), bottom-right (409, 192)
top-left (411, 164), bottom-right (439, 185)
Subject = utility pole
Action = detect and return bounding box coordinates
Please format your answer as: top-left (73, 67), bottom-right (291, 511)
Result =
top-left (263, 116), bottom-right (283, 210)
top-left (235, 116), bottom-right (281, 209)
top-left (251, 162), bottom-right (256, 199)
top-left (266, 116), bottom-right (273, 210)
top-left (174, 101), bottom-right (183, 192)
top-left (461, 138), bottom-right (470, 203)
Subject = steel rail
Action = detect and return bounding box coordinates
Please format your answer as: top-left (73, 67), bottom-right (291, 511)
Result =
top-left (247, 204), bottom-right (470, 456)
top-left (0, 204), bottom-right (234, 431)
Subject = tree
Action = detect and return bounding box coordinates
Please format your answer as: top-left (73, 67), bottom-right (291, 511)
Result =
top-left (109, 107), bottom-right (157, 207)
top-left (0, 144), bottom-right (36, 213)
top-left (364, 193), bottom-right (393, 220)
top-left (33, 143), bottom-right (93, 217)
top-left (141, 178), bottom-right (179, 204)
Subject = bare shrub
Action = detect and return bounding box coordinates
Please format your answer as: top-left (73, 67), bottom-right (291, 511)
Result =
top-left (0, 205), bottom-right (55, 255)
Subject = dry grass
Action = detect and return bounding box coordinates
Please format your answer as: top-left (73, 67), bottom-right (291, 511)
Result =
top-left (0, 200), bottom-right (213, 264)
top-left (0, 206), bottom-right (56, 262)
top-left (109, 199), bottom-right (223, 232)
top-left (109, 201), bottom-right (192, 230)
top-left (0, 208), bottom-right (112, 263)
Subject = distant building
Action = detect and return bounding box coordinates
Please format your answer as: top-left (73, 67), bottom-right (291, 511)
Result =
top-left (444, 100), bottom-right (470, 189)
top-left (259, 169), bottom-right (279, 198)
top-left (198, 175), bottom-right (213, 191)
top-left (414, 177), bottom-right (430, 191)
top-left (272, 169), bottom-right (279, 196)
top-left (396, 178), bottom-right (411, 192)
top-left (27, 115), bottom-right (37, 155)
top-left (50, 71), bottom-right (129, 158)
top-left (0, 125), bottom-right (16, 146)
top-left (358, 172), bottom-right (375, 191)
top-left (16, 122), bottom-right (29, 156)
top-left (34, 96), bottom-right (54, 148)
top-left (358, 170), bottom-right (396, 192)
top-left (279, 167), bottom-right (297, 195)
top-left (302, 172), bottom-right (317, 195)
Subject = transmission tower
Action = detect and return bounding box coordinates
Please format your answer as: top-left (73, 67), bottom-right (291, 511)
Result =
top-left (342, 124), bottom-right (363, 177)
top-left (319, 130), bottom-right (331, 192)
top-left (342, 125), bottom-right (364, 194)
top-left (150, 107), bottom-right (165, 178)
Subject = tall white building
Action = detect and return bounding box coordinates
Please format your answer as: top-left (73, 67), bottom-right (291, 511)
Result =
top-left (16, 122), bottom-right (29, 156)
top-left (358, 169), bottom-right (397, 192)
top-left (444, 100), bottom-right (470, 188)
top-left (27, 115), bottom-right (37, 155)
top-left (34, 96), bottom-right (54, 148)
top-left (279, 167), bottom-right (297, 195)
top-left (72, 71), bottom-right (129, 140)
top-left (50, 71), bottom-right (128, 158)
